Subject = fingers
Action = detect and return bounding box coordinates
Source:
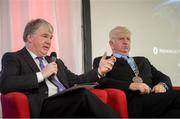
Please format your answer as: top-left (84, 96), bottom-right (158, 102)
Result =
top-left (102, 52), bottom-right (107, 60)
top-left (106, 60), bottom-right (115, 68)
top-left (140, 83), bottom-right (167, 94)
top-left (140, 86), bottom-right (151, 95)
top-left (151, 87), bottom-right (155, 93)
top-left (129, 83), bottom-right (151, 95)
top-left (151, 85), bottom-right (166, 93)
top-left (41, 62), bottom-right (58, 78)
top-left (109, 56), bottom-right (116, 63)
top-left (103, 56), bottom-right (116, 70)
top-left (101, 52), bottom-right (116, 64)
top-left (103, 63), bottom-right (113, 71)
top-left (130, 83), bottom-right (166, 95)
top-left (98, 52), bottom-right (116, 76)
top-left (105, 56), bottom-right (116, 68)
top-left (139, 83), bottom-right (150, 95)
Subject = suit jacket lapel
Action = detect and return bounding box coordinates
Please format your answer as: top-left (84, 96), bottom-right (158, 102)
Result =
top-left (20, 47), bottom-right (40, 72)
top-left (133, 57), bottom-right (142, 68)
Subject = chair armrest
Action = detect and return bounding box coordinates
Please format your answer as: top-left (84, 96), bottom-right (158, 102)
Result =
top-left (173, 86), bottom-right (180, 90)
top-left (105, 88), bottom-right (128, 118)
top-left (89, 88), bottom-right (128, 118)
top-left (1, 92), bottom-right (30, 118)
top-left (89, 89), bottom-right (108, 103)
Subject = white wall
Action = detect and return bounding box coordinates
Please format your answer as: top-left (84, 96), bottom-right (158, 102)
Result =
top-left (91, 0), bottom-right (180, 85)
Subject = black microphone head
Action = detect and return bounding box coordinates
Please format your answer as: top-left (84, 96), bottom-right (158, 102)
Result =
top-left (50, 52), bottom-right (57, 62)
top-left (50, 52), bottom-right (57, 58)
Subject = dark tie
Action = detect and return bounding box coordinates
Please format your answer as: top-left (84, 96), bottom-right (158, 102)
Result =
top-left (37, 57), bottom-right (65, 92)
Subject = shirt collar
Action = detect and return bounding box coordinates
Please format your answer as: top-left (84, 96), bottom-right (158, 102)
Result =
top-left (26, 47), bottom-right (44, 60)
top-left (113, 53), bottom-right (129, 58)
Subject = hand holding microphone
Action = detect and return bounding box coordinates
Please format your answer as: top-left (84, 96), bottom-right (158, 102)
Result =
top-left (41, 52), bottom-right (58, 79)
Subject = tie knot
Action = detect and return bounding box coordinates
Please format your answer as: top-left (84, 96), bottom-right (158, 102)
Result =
top-left (121, 55), bottom-right (129, 61)
top-left (36, 57), bottom-right (43, 61)
top-left (36, 57), bottom-right (44, 69)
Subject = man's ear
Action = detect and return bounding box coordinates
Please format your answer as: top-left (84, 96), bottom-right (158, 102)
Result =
top-left (109, 40), bottom-right (115, 51)
top-left (27, 34), bottom-right (33, 43)
top-left (109, 40), bottom-right (113, 47)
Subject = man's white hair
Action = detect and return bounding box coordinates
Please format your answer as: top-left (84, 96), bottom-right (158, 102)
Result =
top-left (109, 26), bottom-right (131, 41)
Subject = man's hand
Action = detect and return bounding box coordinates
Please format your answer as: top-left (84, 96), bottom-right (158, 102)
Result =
top-left (129, 82), bottom-right (151, 95)
top-left (151, 83), bottom-right (166, 93)
top-left (41, 62), bottom-right (57, 79)
top-left (98, 52), bottom-right (116, 76)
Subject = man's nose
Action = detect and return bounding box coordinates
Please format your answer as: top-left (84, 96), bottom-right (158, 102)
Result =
top-left (123, 39), bottom-right (129, 43)
top-left (45, 38), bottom-right (51, 44)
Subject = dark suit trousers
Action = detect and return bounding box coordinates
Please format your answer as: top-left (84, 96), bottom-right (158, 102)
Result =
top-left (40, 88), bottom-right (119, 118)
top-left (128, 90), bottom-right (180, 118)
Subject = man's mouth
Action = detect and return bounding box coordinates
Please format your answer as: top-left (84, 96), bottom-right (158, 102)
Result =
top-left (43, 46), bottom-right (49, 51)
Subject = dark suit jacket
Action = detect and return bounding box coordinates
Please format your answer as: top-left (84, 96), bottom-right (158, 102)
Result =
top-left (94, 56), bottom-right (174, 117)
top-left (0, 47), bottom-right (100, 117)
top-left (93, 56), bottom-right (172, 99)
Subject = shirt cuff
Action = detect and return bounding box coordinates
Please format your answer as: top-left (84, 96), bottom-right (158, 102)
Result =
top-left (36, 72), bottom-right (44, 83)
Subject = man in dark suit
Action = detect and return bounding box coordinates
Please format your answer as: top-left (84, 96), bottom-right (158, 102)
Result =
top-left (93, 26), bottom-right (180, 117)
top-left (0, 18), bottom-right (119, 118)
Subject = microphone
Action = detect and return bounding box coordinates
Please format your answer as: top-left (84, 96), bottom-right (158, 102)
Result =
top-left (50, 52), bottom-right (57, 62)
top-left (49, 52), bottom-right (57, 78)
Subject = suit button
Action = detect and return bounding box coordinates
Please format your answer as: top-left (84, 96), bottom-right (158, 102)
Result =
top-left (45, 91), bottom-right (48, 94)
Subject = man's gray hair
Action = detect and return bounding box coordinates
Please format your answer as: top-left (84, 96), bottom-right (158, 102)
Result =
top-left (109, 26), bottom-right (131, 40)
top-left (23, 18), bottom-right (53, 42)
